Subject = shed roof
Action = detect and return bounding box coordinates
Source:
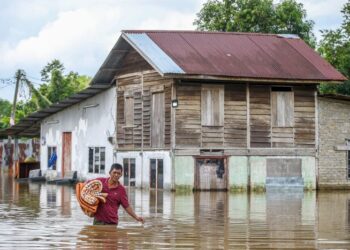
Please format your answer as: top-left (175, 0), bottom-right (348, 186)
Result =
top-left (123, 30), bottom-right (346, 82)
top-left (0, 84), bottom-right (111, 138)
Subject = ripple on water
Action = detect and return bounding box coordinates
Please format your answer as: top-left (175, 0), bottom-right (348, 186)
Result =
top-left (1, 174), bottom-right (350, 249)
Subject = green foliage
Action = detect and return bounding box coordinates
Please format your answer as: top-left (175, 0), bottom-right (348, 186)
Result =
top-left (40, 59), bottom-right (64, 82)
top-left (0, 99), bottom-right (11, 129)
top-left (318, 1), bottom-right (350, 95)
top-left (42, 61), bottom-right (90, 103)
top-left (194, 0), bottom-right (315, 46)
top-left (0, 59), bottom-right (91, 129)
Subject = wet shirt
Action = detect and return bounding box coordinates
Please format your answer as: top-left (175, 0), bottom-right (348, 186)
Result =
top-left (93, 177), bottom-right (129, 224)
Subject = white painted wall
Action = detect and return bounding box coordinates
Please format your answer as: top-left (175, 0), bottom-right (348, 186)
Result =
top-left (116, 151), bottom-right (172, 190)
top-left (40, 87), bottom-right (116, 180)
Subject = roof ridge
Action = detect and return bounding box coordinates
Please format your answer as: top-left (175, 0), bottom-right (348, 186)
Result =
top-left (122, 30), bottom-right (285, 37)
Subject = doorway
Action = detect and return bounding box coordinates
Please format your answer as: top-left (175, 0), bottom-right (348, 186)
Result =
top-left (150, 159), bottom-right (163, 190)
top-left (195, 157), bottom-right (227, 191)
top-left (62, 132), bottom-right (72, 177)
top-left (123, 158), bottom-right (136, 187)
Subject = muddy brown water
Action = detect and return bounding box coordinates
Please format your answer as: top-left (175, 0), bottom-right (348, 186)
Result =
top-left (1, 172), bottom-right (350, 249)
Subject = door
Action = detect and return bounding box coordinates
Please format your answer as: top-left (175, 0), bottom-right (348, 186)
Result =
top-left (195, 158), bottom-right (227, 191)
top-left (150, 159), bottom-right (163, 189)
top-left (123, 158), bottom-right (136, 187)
top-left (62, 132), bottom-right (72, 177)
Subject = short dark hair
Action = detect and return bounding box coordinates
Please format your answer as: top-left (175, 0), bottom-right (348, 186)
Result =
top-left (109, 163), bottom-right (123, 173)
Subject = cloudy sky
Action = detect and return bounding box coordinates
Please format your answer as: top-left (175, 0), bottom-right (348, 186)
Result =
top-left (0, 0), bottom-right (347, 101)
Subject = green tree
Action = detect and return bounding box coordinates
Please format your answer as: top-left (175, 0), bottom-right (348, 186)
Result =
top-left (0, 60), bottom-right (91, 129)
top-left (42, 60), bottom-right (90, 103)
top-left (0, 99), bottom-right (11, 129)
top-left (40, 59), bottom-right (64, 82)
top-left (194, 0), bottom-right (315, 46)
top-left (318, 1), bottom-right (350, 95)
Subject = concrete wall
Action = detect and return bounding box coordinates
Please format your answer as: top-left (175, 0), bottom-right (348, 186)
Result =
top-left (228, 156), bottom-right (248, 191)
top-left (318, 97), bottom-right (350, 189)
top-left (174, 156), bottom-right (195, 191)
top-left (174, 155), bottom-right (315, 192)
top-left (116, 151), bottom-right (172, 190)
top-left (229, 156), bottom-right (316, 191)
top-left (40, 87), bottom-right (116, 180)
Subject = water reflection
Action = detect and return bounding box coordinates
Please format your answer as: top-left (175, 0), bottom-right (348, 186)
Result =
top-left (1, 171), bottom-right (350, 249)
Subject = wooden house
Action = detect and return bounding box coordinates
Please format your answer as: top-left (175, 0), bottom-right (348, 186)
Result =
top-left (1, 30), bottom-right (345, 191)
top-left (108, 30), bottom-right (345, 191)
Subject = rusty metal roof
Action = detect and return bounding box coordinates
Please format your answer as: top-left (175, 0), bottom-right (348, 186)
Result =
top-left (123, 30), bottom-right (346, 82)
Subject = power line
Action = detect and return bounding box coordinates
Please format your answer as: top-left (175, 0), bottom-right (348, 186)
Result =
top-left (27, 75), bottom-right (43, 83)
top-left (0, 81), bottom-right (15, 90)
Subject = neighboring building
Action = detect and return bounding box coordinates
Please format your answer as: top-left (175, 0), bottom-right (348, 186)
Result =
top-left (40, 86), bottom-right (116, 180)
top-left (0, 84), bottom-right (115, 181)
top-left (0, 138), bottom-right (40, 169)
top-left (318, 95), bottom-right (350, 189)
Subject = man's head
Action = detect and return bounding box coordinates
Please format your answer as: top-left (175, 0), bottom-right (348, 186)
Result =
top-left (109, 163), bottom-right (123, 183)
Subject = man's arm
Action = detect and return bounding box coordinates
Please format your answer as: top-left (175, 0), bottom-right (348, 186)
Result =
top-left (124, 206), bottom-right (145, 224)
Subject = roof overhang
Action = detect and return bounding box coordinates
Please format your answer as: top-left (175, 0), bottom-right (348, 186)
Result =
top-left (0, 84), bottom-right (112, 138)
top-left (165, 73), bottom-right (344, 85)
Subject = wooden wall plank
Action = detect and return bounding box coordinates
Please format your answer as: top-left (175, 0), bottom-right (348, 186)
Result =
top-left (250, 85), bottom-right (271, 148)
top-left (175, 84), bottom-right (201, 147)
top-left (293, 86), bottom-right (316, 147)
top-left (224, 84), bottom-right (247, 147)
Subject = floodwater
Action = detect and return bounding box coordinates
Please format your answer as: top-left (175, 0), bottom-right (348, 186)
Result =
top-left (1, 173), bottom-right (350, 249)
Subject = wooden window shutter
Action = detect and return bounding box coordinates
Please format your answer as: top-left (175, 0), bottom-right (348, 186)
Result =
top-left (271, 90), bottom-right (294, 127)
top-left (124, 96), bottom-right (134, 127)
top-left (201, 85), bottom-right (224, 126)
top-left (151, 92), bottom-right (165, 148)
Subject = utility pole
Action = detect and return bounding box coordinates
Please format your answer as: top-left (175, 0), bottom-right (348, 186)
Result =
top-left (7, 70), bottom-right (23, 174)
top-left (10, 70), bottom-right (22, 126)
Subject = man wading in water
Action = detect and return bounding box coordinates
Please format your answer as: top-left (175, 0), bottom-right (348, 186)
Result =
top-left (91, 163), bottom-right (144, 225)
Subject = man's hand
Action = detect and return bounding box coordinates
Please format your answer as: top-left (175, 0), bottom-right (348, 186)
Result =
top-left (136, 216), bottom-right (145, 224)
top-left (125, 206), bottom-right (145, 224)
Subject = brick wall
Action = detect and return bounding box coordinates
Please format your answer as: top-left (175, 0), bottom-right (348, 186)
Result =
top-left (318, 97), bottom-right (350, 189)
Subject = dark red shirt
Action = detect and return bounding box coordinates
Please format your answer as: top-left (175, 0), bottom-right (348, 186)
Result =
top-left (93, 177), bottom-right (130, 224)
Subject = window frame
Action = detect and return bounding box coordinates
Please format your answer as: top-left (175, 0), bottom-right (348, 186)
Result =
top-left (88, 146), bottom-right (106, 174)
top-left (47, 146), bottom-right (57, 170)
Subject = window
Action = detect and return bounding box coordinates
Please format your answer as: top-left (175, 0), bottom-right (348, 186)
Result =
top-left (123, 158), bottom-right (136, 187)
top-left (150, 159), bottom-right (163, 189)
top-left (201, 85), bottom-right (224, 126)
top-left (271, 87), bottom-right (294, 127)
top-left (88, 147), bottom-right (105, 174)
top-left (48, 146), bottom-right (57, 170)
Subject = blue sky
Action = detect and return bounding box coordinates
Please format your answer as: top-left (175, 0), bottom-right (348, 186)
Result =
top-left (0, 0), bottom-right (347, 102)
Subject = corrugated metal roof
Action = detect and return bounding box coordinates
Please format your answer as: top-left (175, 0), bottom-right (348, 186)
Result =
top-left (0, 84), bottom-right (112, 138)
top-left (122, 33), bottom-right (184, 75)
top-left (123, 30), bottom-right (346, 82)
